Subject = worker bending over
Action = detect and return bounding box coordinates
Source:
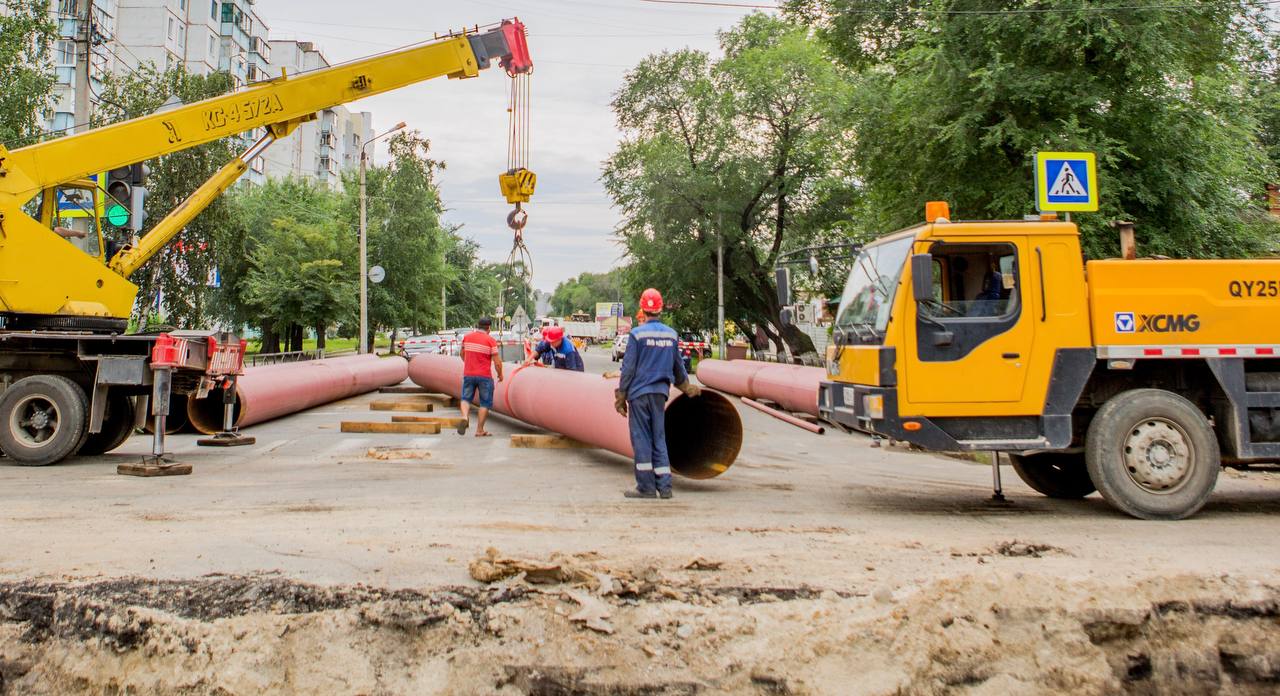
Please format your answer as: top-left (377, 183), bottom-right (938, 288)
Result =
top-left (614, 288), bottom-right (700, 500)
top-left (525, 326), bottom-right (584, 371)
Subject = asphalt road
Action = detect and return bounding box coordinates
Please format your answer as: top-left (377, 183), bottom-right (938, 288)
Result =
top-left (1, 347), bottom-right (1278, 592)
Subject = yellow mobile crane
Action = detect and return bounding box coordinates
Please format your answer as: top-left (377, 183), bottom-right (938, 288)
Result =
top-left (0, 19), bottom-right (534, 467)
top-left (817, 203), bottom-right (1280, 520)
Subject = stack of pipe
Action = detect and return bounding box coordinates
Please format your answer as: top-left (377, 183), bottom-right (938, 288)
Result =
top-left (187, 354), bottom-right (408, 434)
top-left (695, 359), bottom-right (825, 417)
top-left (407, 354), bottom-right (742, 479)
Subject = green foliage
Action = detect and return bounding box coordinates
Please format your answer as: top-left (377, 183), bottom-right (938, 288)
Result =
top-left (789, 0), bottom-right (1280, 258)
top-left (550, 269), bottom-right (626, 317)
top-left (95, 65), bottom-right (237, 326)
top-left (213, 177), bottom-right (344, 329)
top-left (242, 216), bottom-right (355, 333)
top-left (339, 130), bottom-right (451, 336)
top-left (603, 14), bottom-right (854, 353)
top-left (0, 0), bottom-right (57, 147)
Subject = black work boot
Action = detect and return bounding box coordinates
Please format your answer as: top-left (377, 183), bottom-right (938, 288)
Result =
top-left (659, 489), bottom-right (673, 500)
top-left (624, 489), bottom-right (657, 499)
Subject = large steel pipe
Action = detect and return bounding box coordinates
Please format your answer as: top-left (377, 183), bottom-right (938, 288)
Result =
top-left (187, 354), bottom-right (409, 434)
top-left (407, 354), bottom-right (741, 479)
top-left (695, 358), bottom-right (825, 417)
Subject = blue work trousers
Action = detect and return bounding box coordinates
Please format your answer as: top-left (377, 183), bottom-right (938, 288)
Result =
top-left (628, 393), bottom-right (672, 494)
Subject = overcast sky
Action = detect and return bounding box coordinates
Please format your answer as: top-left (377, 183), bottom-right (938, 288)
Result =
top-left (259, 0), bottom-right (769, 292)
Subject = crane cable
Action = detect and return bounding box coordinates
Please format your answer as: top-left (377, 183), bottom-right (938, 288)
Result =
top-left (504, 69), bottom-right (533, 284)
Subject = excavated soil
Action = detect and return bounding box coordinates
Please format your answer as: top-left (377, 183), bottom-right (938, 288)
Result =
top-left (1, 555), bottom-right (1278, 695)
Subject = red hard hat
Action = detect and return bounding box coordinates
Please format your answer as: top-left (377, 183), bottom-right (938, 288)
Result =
top-left (640, 288), bottom-right (663, 314)
top-left (545, 326), bottom-right (565, 342)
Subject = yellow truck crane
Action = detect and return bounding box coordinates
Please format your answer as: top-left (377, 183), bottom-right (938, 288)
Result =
top-left (818, 202), bottom-right (1280, 520)
top-left (0, 19), bottom-right (533, 467)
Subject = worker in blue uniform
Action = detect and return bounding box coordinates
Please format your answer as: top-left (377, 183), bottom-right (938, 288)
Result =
top-left (524, 326), bottom-right (584, 371)
top-left (614, 288), bottom-right (701, 500)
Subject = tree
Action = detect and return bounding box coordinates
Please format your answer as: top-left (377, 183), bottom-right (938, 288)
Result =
top-left (0, 1), bottom-right (57, 147)
top-left (443, 233), bottom-right (501, 329)
top-left (242, 216), bottom-right (356, 351)
top-left (550, 269), bottom-right (627, 317)
top-left (213, 177), bottom-right (344, 352)
top-left (788, 0), bottom-right (1280, 259)
top-left (603, 14), bottom-right (855, 355)
top-left (340, 130), bottom-right (450, 346)
top-left (96, 65), bottom-right (238, 327)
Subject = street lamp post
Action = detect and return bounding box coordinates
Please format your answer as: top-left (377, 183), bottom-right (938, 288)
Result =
top-left (358, 121), bottom-right (407, 354)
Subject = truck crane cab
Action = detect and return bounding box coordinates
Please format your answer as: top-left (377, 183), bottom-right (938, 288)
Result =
top-left (821, 203), bottom-right (1280, 520)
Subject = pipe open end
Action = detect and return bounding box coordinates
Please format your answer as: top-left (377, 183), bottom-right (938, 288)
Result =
top-left (665, 390), bottom-right (743, 479)
top-left (186, 388), bottom-right (241, 435)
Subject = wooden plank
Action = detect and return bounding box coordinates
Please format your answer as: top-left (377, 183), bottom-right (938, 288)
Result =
top-left (117, 462), bottom-right (193, 477)
top-left (341, 421), bottom-right (441, 434)
top-left (369, 401), bottom-right (435, 412)
top-left (378, 385), bottom-right (430, 394)
top-left (416, 394), bottom-right (461, 407)
top-left (391, 415), bottom-right (467, 427)
top-left (509, 434), bottom-right (596, 449)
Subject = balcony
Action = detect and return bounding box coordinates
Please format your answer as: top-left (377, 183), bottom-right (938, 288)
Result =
top-left (319, 130), bottom-right (337, 150)
top-left (318, 156), bottom-right (337, 176)
top-left (251, 36), bottom-right (271, 61)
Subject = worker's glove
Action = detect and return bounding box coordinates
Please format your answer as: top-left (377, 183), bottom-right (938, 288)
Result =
top-left (614, 390), bottom-right (628, 417)
top-left (676, 381), bottom-right (702, 399)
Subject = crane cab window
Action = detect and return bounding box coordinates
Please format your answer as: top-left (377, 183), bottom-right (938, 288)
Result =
top-left (921, 243), bottom-right (1018, 319)
top-left (51, 186), bottom-right (102, 259)
top-left (915, 241), bottom-right (1022, 362)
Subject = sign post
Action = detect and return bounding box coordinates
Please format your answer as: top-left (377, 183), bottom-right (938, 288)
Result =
top-left (1035, 151), bottom-right (1098, 215)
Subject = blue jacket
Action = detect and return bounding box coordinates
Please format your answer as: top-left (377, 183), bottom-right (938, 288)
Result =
top-left (619, 319), bottom-right (688, 399)
top-left (533, 339), bottom-right (584, 371)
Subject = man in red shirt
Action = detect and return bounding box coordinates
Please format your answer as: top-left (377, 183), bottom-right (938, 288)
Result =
top-left (458, 317), bottom-right (504, 437)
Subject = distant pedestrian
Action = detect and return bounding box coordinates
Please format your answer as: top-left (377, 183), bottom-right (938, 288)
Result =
top-left (457, 317), bottom-right (504, 437)
top-left (525, 326), bottom-right (584, 371)
top-left (615, 288), bottom-right (700, 500)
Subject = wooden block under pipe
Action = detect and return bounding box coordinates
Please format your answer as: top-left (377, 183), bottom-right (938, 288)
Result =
top-left (391, 415), bottom-right (467, 427)
top-left (509, 434), bottom-right (596, 449)
top-left (341, 421), bottom-right (441, 435)
top-left (369, 401), bottom-right (435, 412)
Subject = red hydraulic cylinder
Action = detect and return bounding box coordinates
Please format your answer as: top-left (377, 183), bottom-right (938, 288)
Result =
top-left (407, 354), bottom-right (742, 479)
top-left (695, 358), bottom-right (825, 417)
top-left (187, 354), bottom-right (408, 434)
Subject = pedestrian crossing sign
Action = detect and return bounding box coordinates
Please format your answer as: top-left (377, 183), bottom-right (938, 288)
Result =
top-left (1035, 151), bottom-right (1098, 212)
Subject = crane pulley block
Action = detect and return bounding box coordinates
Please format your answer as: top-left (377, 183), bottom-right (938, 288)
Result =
top-left (499, 167), bottom-right (537, 205)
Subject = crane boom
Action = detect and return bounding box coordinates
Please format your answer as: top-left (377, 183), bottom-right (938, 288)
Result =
top-left (0, 19), bottom-right (532, 328)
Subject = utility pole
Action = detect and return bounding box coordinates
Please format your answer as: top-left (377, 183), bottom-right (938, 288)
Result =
top-left (358, 148), bottom-right (369, 353)
top-left (74, 0), bottom-right (92, 134)
top-left (717, 212), bottom-right (726, 360)
top-left (358, 122), bottom-right (406, 354)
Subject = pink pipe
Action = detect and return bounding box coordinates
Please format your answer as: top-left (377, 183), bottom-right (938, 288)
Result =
top-left (741, 397), bottom-right (825, 435)
top-left (695, 359), bottom-right (825, 416)
top-left (187, 354), bottom-right (408, 433)
top-left (407, 354), bottom-right (742, 479)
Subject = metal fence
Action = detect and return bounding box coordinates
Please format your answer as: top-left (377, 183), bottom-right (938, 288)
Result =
top-left (247, 349), bottom-right (326, 367)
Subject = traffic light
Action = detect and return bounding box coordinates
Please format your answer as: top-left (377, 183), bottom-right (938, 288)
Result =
top-left (104, 163), bottom-right (150, 233)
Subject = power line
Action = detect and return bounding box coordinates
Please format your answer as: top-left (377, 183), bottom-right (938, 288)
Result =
top-left (636, 0), bottom-right (1280, 12)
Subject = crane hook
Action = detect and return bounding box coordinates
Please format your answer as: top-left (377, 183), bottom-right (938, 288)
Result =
top-left (507, 203), bottom-right (528, 231)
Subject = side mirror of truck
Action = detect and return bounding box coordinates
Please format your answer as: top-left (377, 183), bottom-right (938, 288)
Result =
top-left (910, 253), bottom-right (934, 303)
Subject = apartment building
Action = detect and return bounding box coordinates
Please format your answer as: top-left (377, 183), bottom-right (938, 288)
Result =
top-left (263, 39), bottom-right (373, 189)
top-left (45, 0), bottom-right (119, 135)
top-left (36, 1), bottom-right (372, 184)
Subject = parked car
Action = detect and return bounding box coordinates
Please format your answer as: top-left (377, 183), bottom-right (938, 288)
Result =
top-left (678, 332), bottom-right (712, 358)
top-left (397, 331), bottom-right (461, 357)
top-left (611, 333), bottom-right (628, 362)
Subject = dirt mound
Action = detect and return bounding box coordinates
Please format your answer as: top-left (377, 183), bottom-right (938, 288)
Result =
top-left (1, 569), bottom-right (1277, 694)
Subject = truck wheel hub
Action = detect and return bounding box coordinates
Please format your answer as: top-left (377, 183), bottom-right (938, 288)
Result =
top-left (11, 395), bottom-right (60, 448)
top-left (1122, 419), bottom-right (1192, 492)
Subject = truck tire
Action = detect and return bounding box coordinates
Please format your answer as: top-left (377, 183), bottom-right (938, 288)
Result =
top-left (77, 393), bottom-right (136, 456)
top-left (0, 375), bottom-right (89, 466)
top-left (1008, 452), bottom-right (1095, 499)
top-left (1084, 389), bottom-right (1219, 520)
